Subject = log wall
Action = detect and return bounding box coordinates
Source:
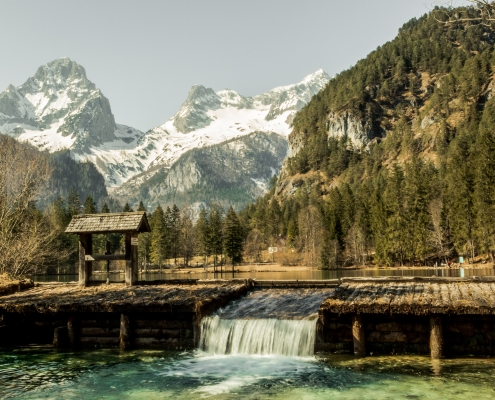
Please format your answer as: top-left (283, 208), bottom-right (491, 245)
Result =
top-left (0, 312), bottom-right (197, 350)
top-left (316, 311), bottom-right (495, 356)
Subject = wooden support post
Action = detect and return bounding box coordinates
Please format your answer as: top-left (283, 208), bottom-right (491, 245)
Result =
top-left (53, 326), bottom-right (68, 347)
top-left (79, 234), bottom-right (93, 286)
top-left (125, 233), bottom-right (138, 286)
top-left (87, 234), bottom-right (93, 282)
top-left (67, 317), bottom-right (77, 347)
top-left (430, 314), bottom-right (444, 359)
top-left (352, 314), bottom-right (366, 357)
top-left (120, 313), bottom-right (131, 350)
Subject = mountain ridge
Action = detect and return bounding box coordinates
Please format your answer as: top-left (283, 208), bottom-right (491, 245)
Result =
top-left (0, 60), bottom-right (329, 188)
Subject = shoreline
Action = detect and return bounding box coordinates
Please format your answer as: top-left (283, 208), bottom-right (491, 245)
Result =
top-left (80, 263), bottom-right (495, 276)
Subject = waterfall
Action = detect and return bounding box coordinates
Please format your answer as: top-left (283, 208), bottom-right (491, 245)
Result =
top-left (200, 316), bottom-right (317, 357)
top-left (199, 288), bottom-right (332, 357)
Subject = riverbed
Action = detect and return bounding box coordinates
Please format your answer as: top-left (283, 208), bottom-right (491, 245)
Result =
top-left (2, 348), bottom-right (495, 399)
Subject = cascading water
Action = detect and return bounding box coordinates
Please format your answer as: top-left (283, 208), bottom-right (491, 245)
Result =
top-left (199, 288), bottom-right (333, 357)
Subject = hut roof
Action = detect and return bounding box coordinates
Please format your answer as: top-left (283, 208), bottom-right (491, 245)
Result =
top-left (65, 212), bottom-right (151, 234)
top-left (320, 277), bottom-right (495, 316)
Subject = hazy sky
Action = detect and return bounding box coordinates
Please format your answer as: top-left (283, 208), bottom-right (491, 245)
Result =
top-left (0, 0), bottom-right (469, 131)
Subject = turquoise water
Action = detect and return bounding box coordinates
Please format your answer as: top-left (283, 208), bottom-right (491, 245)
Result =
top-left (2, 348), bottom-right (495, 399)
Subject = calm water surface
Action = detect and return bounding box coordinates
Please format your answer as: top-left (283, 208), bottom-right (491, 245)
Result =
top-left (32, 267), bottom-right (495, 282)
top-left (1, 348), bottom-right (495, 399)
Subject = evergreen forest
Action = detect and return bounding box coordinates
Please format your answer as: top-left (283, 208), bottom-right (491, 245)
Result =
top-left (240, 5), bottom-right (495, 267)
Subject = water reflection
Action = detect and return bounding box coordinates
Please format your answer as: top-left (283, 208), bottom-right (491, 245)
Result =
top-left (32, 267), bottom-right (495, 283)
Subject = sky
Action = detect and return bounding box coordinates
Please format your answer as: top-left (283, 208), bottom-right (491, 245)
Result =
top-left (0, 0), bottom-right (470, 131)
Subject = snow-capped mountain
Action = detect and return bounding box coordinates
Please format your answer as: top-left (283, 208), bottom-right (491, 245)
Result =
top-left (119, 131), bottom-right (288, 215)
top-left (0, 58), bottom-right (143, 155)
top-left (111, 68), bottom-right (330, 186)
top-left (0, 58), bottom-right (329, 187)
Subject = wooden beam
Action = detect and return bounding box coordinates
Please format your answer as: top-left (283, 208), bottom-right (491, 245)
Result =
top-left (430, 314), bottom-right (445, 359)
top-left (84, 254), bottom-right (126, 261)
top-left (352, 314), bottom-right (366, 357)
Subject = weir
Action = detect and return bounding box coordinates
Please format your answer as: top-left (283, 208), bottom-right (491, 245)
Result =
top-left (3, 277), bottom-right (495, 359)
top-left (199, 289), bottom-right (332, 357)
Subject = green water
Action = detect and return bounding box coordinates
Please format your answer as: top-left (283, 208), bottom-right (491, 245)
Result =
top-left (1, 348), bottom-right (495, 399)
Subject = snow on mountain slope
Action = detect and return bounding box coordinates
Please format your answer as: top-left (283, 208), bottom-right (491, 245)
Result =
top-left (117, 69), bottom-right (330, 177)
top-left (87, 67), bottom-right (329, 188)
top-left (0, 58), bottom-right (329, 188)
top-left (0, 58), bottom-right (145, 185)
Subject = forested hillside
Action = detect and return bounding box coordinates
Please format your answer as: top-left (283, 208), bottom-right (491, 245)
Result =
top-left (240, 5), bottom-right (495, 267)
top-left (40, 150), bottom-right (108, 209)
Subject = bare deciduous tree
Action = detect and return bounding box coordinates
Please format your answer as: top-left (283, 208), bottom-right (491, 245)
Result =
top-left (345, 221), bottom-right (369, 266)
top-left (434, 1), bottom-right (495, 29)
top-left (245, 228), bottom-right (263, 263)
top-left (298, 206), bottom-right (324, 267)
top-left (0, 135), bottom-right (66, 278)
top-left (180, 208), bottom-right (196, 268)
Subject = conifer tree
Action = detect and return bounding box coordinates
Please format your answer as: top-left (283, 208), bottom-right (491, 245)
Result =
top-left (123, 203), bottom-right (134, 212)
top-left (137, 201), bottom-right (146, 212)
top-left (223, 206), bottom-right (243, 272)
top-left (385, 165), bottom-right (407, 265)
top-left (67, 187), bottom-right (81, 217)
top-left (150, 205), bottom-right (166, 269)
top-left (136, 201), bottom-right (151, 269)
top-left (170, 205), bottom-right (181, 265)
top-left (163, 206), bottom-right (173, 262)
top-left (473, 97), bottom-right (495, 260)
top-left (101, 203), bottom-right (110, 213)
top-left (83, 196), bottom-right (97, 214)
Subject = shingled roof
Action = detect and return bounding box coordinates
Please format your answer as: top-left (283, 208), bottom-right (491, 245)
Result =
top-left (65, 212), bottom-right (151, 234)
top-left (320, 277), bottom-right (495, 316)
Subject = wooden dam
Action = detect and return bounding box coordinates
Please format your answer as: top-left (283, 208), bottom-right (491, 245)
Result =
top-left (1, 276), bottom-right (495, 359)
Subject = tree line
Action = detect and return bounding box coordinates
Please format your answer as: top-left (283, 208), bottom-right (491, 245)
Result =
top-left (47, 190), bottom-right (245, 273)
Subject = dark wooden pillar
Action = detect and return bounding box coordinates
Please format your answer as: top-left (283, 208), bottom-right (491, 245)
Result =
top-left (79, 234), bottom-right (93, 286)
top-left (67, 316), bottom-right (77, 347)
top-left (125, 233), bottom-right (138, 286)
top-left (120, 313), bottom-right (131, 349)
top-left (352, 314), bottom-right (366, 357)
top-left (430, 314), bottom-right (444, 359)
top-left (53, 326), bottom-right (68, 347)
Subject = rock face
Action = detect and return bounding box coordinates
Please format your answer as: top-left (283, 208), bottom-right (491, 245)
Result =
top-left (1, 58), bottom-right (125, 149)
top-left (326, 111), bottom-right (381, 147)
top-left (173, 85), bottom-right (223, 133)
top-left (117, 131), bottom-right (288, 213)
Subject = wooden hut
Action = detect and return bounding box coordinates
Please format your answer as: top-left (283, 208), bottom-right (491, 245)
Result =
top-left (65, 212), bottom-right (151, 286)
top-left (317, 276), bottom-right (495, 358)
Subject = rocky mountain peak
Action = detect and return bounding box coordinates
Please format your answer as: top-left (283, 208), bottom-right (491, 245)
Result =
top-left (173, 85), bottom-right (221, 133)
